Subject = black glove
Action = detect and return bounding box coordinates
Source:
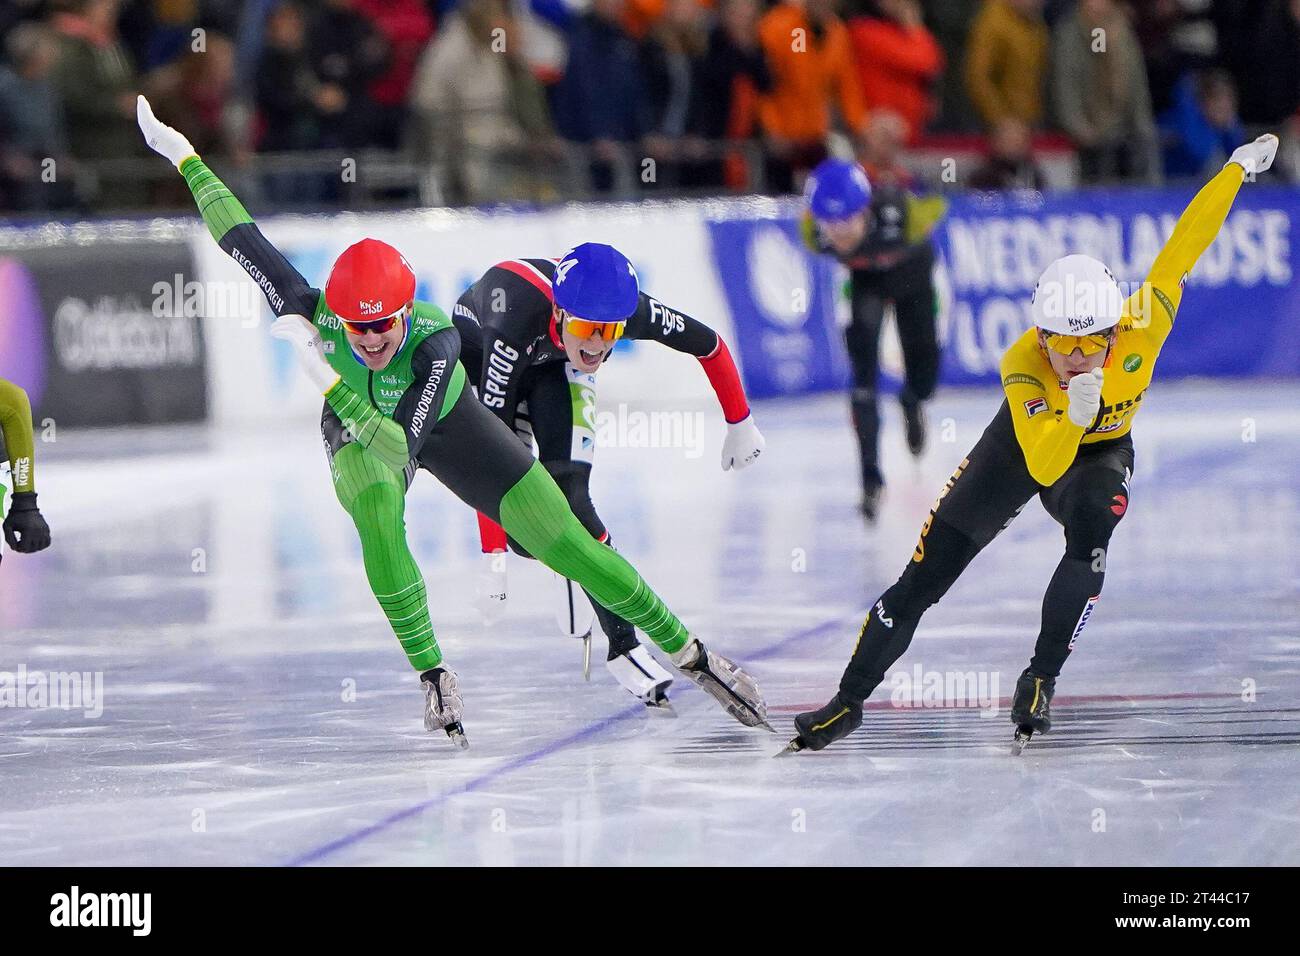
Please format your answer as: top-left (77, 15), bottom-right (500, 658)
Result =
top-left (4, 491), bottom-right (51, 553)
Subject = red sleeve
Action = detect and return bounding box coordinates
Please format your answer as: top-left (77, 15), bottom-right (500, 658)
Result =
top-left (698, 337), bottom-right (750, 424)
top-left (477, 512), bottom-right (508, 553)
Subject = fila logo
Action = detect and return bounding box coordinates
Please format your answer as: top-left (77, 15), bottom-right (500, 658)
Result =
top-left (1024, 397), bottom-right (1048, 418)
top-left (874, 600), bottom-right (894, 629)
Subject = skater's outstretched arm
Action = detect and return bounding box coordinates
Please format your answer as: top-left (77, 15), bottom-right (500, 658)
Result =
top-left (0, 378), bottom-right (50, 554)
top-left (0, 379), bottom-right (36, 496)
top-left (1130, 135), bottom-right (1276, 341)
top-left (623, 293), bottom-right (765, 469)
top-left (137, 95), bottom-right (320, 319)
top-left (625, 293), bottom-right (749, 419)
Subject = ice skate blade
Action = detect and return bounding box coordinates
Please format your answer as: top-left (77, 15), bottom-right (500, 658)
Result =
top-left (445, 723), bottom-right (469, 750)
top-left (581, 632), bottom-right (591, 682)
top-left (645, 698), bottom-right (677, 718)
top-left (1010, 726), bottom-right (1033, 756)
top-left (775, 736), bottom-right (808, 757)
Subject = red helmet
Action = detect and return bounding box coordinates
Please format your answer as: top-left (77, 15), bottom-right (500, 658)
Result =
top-left (325, 238), bottom-right (416, 321)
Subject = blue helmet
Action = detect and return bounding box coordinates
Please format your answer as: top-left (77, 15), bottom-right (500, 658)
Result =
top-left (805, 158), bottom-right (873, 221)
top-left (553, 242), bottom-right (640, 322)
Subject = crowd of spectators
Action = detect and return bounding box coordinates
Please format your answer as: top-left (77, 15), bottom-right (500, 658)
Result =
top-left (1, 0), bottom-right (1297, 214)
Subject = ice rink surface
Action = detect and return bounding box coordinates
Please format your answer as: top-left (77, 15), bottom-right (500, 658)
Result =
top-left (3, 381), bottom-right (1298, 866)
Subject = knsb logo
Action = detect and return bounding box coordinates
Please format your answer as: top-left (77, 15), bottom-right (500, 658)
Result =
top-left (359, 299), bottom-right (385, 316)
top-left (49, 886), bottom-right (151, 936)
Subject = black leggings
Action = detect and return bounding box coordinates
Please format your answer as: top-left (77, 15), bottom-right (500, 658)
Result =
top-left (457, 354), bottom-right (638, 655)
top-left (845, 274), bottom-right (940, 488)
top-left (839, 402), bottom-right (1133, 702)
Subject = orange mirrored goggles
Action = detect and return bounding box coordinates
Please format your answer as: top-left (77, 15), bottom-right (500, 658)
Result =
top-left (1042, 330), bottom-right (1113, 357)
top-left (563, 316), bottom-right (626, 342)
top-left (341, 310), bottom-right (406, 336)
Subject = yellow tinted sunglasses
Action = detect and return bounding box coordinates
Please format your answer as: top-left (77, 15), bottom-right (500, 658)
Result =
top-left (1042, 331), bottom-right (1113, 357)
top-left (563, 315), bottom-right (625, 342)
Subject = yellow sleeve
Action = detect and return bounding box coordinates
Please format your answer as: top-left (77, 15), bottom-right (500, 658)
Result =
top-left (1001, 356), bottom-right (1085, 487)
top-left (905, 194), bottom-right (948, 244)
top-left (1130, 164), bottom-right (1245, 342)
top-left (799, 211), bottom-right (821, 254)
top-left (0, 378), bottom-right (37, 494)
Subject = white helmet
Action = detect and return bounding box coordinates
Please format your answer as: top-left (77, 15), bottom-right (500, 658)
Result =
top-left (1030, 254), bottom-right (1124, 336)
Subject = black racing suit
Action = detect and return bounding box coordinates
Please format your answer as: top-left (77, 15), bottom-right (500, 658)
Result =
top-left (809, 183), bottom-right (943, 493)
top-left (452, 257), bottom-right (748, 653)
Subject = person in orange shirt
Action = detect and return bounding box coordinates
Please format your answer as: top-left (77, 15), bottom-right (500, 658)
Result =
top-left (757, 0), bottom-right (868, 192)
top-left (847, 0), bottom-right (944, 144)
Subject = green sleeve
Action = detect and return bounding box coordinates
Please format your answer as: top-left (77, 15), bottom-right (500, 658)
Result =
top-left (180, 156), bottom-right (254, 244)
top-left (0, 379), bottom-right (36, 494)
top-left (324, 381), bottom-right (412, 474)
top-left (178, 157), bottom-right (322, 318)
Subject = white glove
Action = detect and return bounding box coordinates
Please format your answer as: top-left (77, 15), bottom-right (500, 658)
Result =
top-left (721, 414), bottom-right (765, 471)
top-left (1066, 367), bottom-right (1104, 427)
top-left (1227, 134), bottom-right (1278, 177)
top-left (270, 315), bottom-right (340, 393)
top-left (136, 95), bottom-right (196, 168)
top-left (475, 551), bottom-right (508, 625)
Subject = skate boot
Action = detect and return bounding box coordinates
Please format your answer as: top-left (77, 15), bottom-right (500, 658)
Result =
top-left (903, 402), bottom-right (927, 457)
top-left (670, 638), bottom-right (770, 730)
top-left (778, 693), bottom-right (863, 755)
top-left (607, 644), bottom-right (674, 714)
top-left (1010, 667), bottom-right (1054, 755)
top-left (421, 666), bottom-right (468, 749)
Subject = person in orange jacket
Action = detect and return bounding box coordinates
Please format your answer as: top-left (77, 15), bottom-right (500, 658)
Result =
top-left (848, 0), bottom-right (944, 144)
top-left (757, 0), bottom-right (868, 192)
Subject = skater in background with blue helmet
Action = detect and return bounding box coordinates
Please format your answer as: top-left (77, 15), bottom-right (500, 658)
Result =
top-left (802, 156), bottom-right (948, 521)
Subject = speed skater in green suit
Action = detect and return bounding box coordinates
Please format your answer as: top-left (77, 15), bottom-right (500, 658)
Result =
top-left (136, 96), bottom-right (770, 746)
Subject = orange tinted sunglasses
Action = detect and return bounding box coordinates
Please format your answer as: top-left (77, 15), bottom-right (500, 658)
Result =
top-left (563, 316), bottom-right (625, 342)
